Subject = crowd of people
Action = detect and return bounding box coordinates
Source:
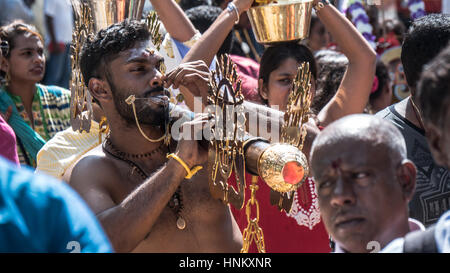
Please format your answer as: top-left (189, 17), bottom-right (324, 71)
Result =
top-left (0, 0), bottom-right (449, 253)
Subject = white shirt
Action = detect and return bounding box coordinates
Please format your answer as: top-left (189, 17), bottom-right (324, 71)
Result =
top-left (380, 218), bottom-right (426, 253)
top-left (44, 0), bottom-right (73, 44)
top-left (443, 0), bottom-right (450, 14)
top-left (334, 218), bottom-right (426, 253)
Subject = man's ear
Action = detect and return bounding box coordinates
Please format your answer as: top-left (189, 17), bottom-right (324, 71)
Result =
top-left (396, 160), bottom-right (417, 202)
top-left (258, 78), bottom-right (268, 101)
top-left (88, 77), bottom-right (111, 104)
top-left (424, 122), bottom-right (447, 167)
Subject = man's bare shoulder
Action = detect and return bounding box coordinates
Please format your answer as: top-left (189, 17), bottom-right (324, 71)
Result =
top-left (69, 147), bottom-right (123, 197)
top-left (69, 152), bottom-right (123, 214)
top-left (70, 152), bottom-right (119, 186)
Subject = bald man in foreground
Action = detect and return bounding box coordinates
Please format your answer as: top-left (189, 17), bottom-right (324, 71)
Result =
top-left (310, 114), bottom-right (421, 253)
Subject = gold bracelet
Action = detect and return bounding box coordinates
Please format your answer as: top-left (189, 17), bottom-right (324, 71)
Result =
top-left (167, 153), bottom-right (203, 179)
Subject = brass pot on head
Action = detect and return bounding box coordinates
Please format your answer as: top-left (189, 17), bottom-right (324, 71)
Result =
top-left (71, 0), bottom-right (146, 32)
top-left (247, 0), bottom-right (314, 44)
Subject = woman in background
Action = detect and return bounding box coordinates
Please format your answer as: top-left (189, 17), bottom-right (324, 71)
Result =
top-left (0, 21), bottom-right (71, 167)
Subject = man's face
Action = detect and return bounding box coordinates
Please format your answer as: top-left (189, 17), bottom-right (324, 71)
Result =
top-left (105, 40), bottom-right (170, 127)
top-left (312, 139), bottom-right (407, 252)
top-left (427, 106), bottom-right (450, 169)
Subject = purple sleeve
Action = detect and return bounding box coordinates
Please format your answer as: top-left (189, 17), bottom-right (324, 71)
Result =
top-left (0, 115), bottom-right (20, 166)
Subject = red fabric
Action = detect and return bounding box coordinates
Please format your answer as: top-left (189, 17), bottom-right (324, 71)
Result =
top-left (423, 0), bottom-right (441, 13)
top-left (229, 55), bottom-right (263, 104)
top-left (396, 0), bottom-right (441, 17)
top-left (227, 55), bottom-right (330, 253)
top-left (376, 32), bottom-right (401, 55)
top-left (0, 115), bottom-right (19, 166)
top-left (229, 173), bottom-right (331, 253)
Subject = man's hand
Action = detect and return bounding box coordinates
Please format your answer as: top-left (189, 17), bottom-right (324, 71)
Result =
top-left (0, 106), bottom-right (12, 122)
top-left (163, 60), bottom-right (211, 98)
top-left (174, 113), bottom-right (210, 169)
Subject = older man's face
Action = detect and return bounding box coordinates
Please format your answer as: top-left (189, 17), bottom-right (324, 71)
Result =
top-left (312, 139), bottom-right (409, 252)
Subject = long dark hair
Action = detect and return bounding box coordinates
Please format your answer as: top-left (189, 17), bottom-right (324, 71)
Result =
top-left (369, 60), bottom-right (389, 102)
top-left (258, 42), bottom-right (317, 104)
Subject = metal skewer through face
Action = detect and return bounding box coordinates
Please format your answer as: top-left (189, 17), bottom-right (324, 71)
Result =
top-left (124, 94), bottom-right (169, 144)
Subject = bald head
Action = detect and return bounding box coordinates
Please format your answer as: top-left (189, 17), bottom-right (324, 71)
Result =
top-left (311, 114), bottom-right (407, 176)
top-left (310, 114), bottom-right (416, 253)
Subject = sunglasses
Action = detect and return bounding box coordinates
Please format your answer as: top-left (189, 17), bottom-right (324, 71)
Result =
top-left (0, 41), bottom-right (9, 56)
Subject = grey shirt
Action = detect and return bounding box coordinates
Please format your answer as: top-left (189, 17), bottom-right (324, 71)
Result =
top-left (377, 104), bottom-right (450, 226)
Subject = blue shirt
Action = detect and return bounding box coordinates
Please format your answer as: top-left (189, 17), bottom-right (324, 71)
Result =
top-left (0, 156), bottom-right (113, 252)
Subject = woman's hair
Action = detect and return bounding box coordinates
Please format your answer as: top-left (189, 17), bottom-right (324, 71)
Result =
top-left (311, 50), bottom-right (348, 113)
top-left (369, 60), bottom-right (389, 102)
top-left (0, 20), bottom-right (43, 58)
top-left (258, 43), bottom-right (317, 103)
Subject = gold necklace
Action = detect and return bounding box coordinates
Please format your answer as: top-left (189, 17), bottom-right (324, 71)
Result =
top-left (102, 137), bottom-right (187, 230)
top-left (410, 97), bottom-right (426, 131)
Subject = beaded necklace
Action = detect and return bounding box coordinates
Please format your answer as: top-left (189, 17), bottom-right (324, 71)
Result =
top-left (102, 136), bottom-right (187, 230)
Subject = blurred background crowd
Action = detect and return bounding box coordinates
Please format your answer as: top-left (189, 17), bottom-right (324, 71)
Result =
top-left (0, 0), bottom-right (447, 100)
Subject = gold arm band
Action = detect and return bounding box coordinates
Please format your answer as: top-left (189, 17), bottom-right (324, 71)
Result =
top-left (167, 153), bottom-right (203, 180)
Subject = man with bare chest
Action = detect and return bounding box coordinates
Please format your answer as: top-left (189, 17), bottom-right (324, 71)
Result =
top-left (69, 20), bottom-right (242, 252)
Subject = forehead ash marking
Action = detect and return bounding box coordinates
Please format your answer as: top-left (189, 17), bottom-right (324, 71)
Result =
top-left (124, 45), bottom-right (161, 63)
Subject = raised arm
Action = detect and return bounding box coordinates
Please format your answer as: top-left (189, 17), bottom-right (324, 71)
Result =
top-left (182, 0), bottom-right (254, 66)
top-left (165, 62), bottom-right (319, 160)
top-left (149, 0), bottom-right (197, 42)
top-left (316, 1), bottom-right (377, 126)
top-left (163, 1), bottom-right (253, 110)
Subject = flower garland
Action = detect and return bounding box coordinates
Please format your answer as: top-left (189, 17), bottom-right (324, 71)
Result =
top-left (346, 0), bottom-right (377, 50)
top-left (407, 0), bottom-right (426, 20)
